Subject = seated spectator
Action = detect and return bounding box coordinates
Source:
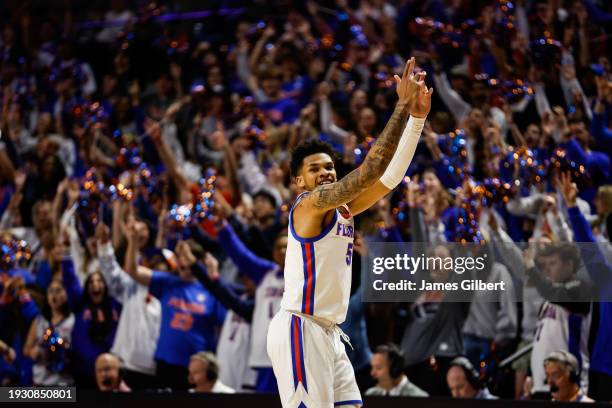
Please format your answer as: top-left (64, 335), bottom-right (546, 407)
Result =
top-left (95, 353), bottom-right (130, 392)
top-left (543, 351), bottom-right (593, 403)
top-left (188, 351), bottom-right (235, 393)
top-left (446, 357), bottom-right (498, 399)
top-left (365, 344), bottom-right (428, 397)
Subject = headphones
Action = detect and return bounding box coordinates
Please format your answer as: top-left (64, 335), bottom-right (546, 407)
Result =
top-left (193, 351), bottom-right (219, 382)
top-left (116, 355), bottom-right (126, 381)
top-left (449, 356), bottom-right (482, 390)
top-left (376, 343), bottom-right (404, 379)
top-left (544, 350), bottom-right (580, 384)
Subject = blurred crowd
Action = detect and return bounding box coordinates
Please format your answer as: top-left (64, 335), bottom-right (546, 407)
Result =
top-left (0, 0), bottom-right (611, 403)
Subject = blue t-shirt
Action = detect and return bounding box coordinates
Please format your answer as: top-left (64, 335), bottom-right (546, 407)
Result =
top-left (150, 271), bottom-right (226, 367)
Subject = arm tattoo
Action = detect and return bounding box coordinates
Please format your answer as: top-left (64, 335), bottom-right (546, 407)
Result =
top-left (310, 103), bottom-right (410, 210)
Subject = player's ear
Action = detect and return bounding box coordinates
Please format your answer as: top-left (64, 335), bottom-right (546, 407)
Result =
top-left (295, 175), bottom-right (305, 188)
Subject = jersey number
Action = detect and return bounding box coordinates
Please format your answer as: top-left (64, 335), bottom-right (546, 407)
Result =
top-left (170, 311), bottom-right (194, 331)
top-left (346, 243), bottom-right (353, 266)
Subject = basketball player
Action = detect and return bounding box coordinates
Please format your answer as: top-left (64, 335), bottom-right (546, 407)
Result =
top-left (267, 57), bottom-right (432, 408)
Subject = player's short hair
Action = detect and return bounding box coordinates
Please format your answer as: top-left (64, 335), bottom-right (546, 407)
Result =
top-left (290, 139), bottom-right (336, 178)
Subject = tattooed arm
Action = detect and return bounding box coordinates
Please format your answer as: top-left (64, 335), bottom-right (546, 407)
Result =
top-left (296, 58), bottom-right (422, 219)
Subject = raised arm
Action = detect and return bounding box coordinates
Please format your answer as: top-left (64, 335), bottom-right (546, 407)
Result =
top-left (96, 222), bottom-right (132, 303)
top-left (60, 256), bottom-right (83, 310)
top-left (558, 172), bottom-right (612, 297)
top-left (123, 215), bottom-right (153, 287)
top-left (23, 317), bottom-right (41, 362)
top-left (145, 118), bottom-right (189, 195)
top-left (217, 221), bottom-right (276, 286)
top-left (432, 71), bottom-right (471, 123)
top-left (297, 58), bottom-right (426, 215)
top-left (191, 255), bottom-right (255, 322)
top-left (347, 83), bottom-right (432, 216)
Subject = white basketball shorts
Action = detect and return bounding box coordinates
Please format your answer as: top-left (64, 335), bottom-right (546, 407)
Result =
top-left (267, 309), bottom-right (362, 408)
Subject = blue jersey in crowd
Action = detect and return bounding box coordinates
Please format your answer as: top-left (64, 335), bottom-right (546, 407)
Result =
top-left (149, 271), bottom-right (226, 367)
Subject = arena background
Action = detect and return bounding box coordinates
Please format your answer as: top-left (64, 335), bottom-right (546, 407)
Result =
top-left (0, 0), bottom-right (611, 405)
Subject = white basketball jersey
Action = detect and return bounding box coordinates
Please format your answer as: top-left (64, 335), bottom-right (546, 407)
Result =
top-left (280, 192), bottom-right (355, 325)
top-left (531, 301), bottom-right (591, 393)
top-left (249, 268), bottom-right (284, 367)
top-left (217, 303), bottom-right (257, 391)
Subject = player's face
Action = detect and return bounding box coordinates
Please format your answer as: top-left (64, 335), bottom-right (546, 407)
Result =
top-left (370, 353), bottom-right (391, 383)
top-left (296, 153), bottom-right (336, 191)
top-left (446, 366), bottom-right (476, 398)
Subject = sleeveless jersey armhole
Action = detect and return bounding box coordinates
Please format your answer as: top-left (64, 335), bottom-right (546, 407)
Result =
top-left (289, 193), bottom-right (339, 243)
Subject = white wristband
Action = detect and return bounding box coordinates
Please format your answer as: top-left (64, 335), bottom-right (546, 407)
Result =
top-left (379, 116), bottom-right (425, 189)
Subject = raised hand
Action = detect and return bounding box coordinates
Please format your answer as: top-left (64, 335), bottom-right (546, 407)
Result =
top-left (523, 239), bottom-right (537, 270)
top-left (405, 175), bottom-right (421, 208)
top-left (175, 240), bottom-right (197, 267)
top-left (393, 58), bottom-right (432, 117)
top-left (144, 118), bottom-right (162, 144)
top-left (123, 214), bottom-right (139, 242)
top-left (555, 171), bottom-right (577, 207)
top-left (409, 72), bottom-right (433, 118)
top-left (204, 252), bottom-right (220, 281)
top-left (423, 123), bottom-right (442, 160)
top-left (66, 179), bottom-right (80, 205)
top-left (212, 192), bottom-right (232, 228)
top-left (14, 170), bottom-right (27, 191)
top-left (393, 57), bottom-right (421, 106)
